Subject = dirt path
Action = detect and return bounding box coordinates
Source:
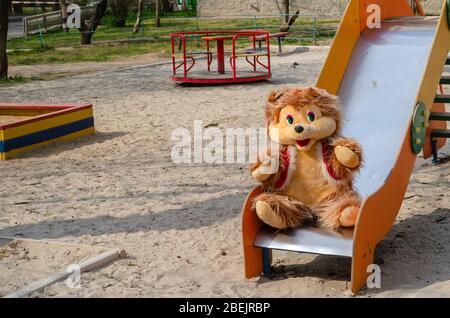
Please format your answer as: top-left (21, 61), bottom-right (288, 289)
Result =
top-left (7, 45), bottom-right (312, 80)
top-left (8, 52), bottom-right (168, 79)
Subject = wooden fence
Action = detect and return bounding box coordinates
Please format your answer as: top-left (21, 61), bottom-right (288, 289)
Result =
top-left (23, 6), bottom-right (95, 35)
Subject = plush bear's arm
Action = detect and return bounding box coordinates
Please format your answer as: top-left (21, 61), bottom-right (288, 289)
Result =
top-left (250, 148), bottom-right (282, 186)
top-left (250, 159), bottom-right (271, 182)
top-left (328, 137), bottom-right (363, 180)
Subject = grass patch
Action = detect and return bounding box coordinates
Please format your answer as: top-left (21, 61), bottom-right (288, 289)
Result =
top-left (7, 16), bottom-right (337, 66)
top-left (8, 42), bottom-right (169, 65)
top-left (0, 74), bottom-right (26, 86)
top-left (102, 8), bottom-right (197, 27)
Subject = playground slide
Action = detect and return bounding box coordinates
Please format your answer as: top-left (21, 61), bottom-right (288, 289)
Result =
top-left (242, 0), bottom-right (450, 293)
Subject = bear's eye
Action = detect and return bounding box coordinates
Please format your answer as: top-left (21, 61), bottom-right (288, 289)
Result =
top-left (307, 111), bottom-right (315, 122)
top-left (286, 114), bottom-right (294, 125)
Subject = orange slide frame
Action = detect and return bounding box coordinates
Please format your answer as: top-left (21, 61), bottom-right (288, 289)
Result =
top-left (242, 0), bottom-right (450, 293)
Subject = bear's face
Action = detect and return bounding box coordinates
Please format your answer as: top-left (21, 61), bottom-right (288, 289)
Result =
top-left (266, 87), bottom-right (341, 152)
top-left (269, 104), bottom-right (337, 151)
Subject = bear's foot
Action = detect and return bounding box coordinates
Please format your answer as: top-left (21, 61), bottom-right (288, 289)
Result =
top-left (255, 201), bottom-right (286, 229)
top-left (339, 205), bottom-right (359, 227)
top-left (315, 193), bottom-right (361, 230)
top-left (253, 193), bottom-right (312, 230)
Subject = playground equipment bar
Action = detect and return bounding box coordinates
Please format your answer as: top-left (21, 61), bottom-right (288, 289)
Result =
top-left (171, 30), bottom-right (271, 83)
top-left (242, 0), bottom-right (450, 293)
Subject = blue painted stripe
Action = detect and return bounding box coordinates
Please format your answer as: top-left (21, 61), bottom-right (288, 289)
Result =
top-left (0, 117), bottom-right (94, 153)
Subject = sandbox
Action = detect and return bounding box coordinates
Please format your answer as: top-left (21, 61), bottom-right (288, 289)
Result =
top-left (0, 103), bottom-right (95, 160)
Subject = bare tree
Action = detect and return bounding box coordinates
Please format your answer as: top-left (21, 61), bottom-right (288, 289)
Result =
top-left (155, 0), bottom-right (161, 27)
top-left (161, 0), bottom-right (172, 13)
top-left (283, 0), bottom-right (289, 23)
top-left (110, 0), bottom-right (132, 27)
top-left (133, 0), bottom-right (144, 34)
top-left (12, 3), bottom-right (22, 14)
top-left (0, 0), bottom-right (10, 79)
top-left (60, 0), bottom-right (69, 33)
top-left (280, 0), bottom-right (299, 32)
top-left (79, 0), bottom-right (108, 44)
top-left (39, 0), bottom-right (47, 12)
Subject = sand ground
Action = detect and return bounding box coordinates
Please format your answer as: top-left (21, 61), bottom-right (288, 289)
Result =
top-left (8, 52), bottom-right (168, 79)
top-left (0, 47), bottom-right (449, 297)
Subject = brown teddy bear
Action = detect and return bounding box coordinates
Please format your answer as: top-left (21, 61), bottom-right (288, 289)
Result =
top-left (251, 86), bottom-right (363, 230)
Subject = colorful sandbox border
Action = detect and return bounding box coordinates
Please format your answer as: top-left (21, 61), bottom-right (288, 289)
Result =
top-left (0, 103), bottom-right (95, 160)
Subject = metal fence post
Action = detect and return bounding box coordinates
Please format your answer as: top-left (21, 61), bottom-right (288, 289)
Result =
top-left (313, 15), bottom-right (317, 45)
top-left (23, 17), bottom-right (28, 37)
top-left (196, 15), bottom-right (200, 46)
top-left (38, 24), bottom-right (47, 49)
top-left (43, 14), bottom-right (48, 32)
top-left (141, 15), bottom-right (145, 39)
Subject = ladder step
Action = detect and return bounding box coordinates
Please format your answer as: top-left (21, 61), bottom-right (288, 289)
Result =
top-left (440, 76), bottom-right (450, 85)
top-left (434, 94), bottom-right (450, 103)
top-left (429, 112), bottom-right (450, 121)
top-left (431, 129), bottom-right (450, 138)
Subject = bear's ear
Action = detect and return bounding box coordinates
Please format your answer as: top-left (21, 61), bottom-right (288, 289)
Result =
top-left (305, 86), bottom-right (340, 106)
top-left (305, 86), bottom-right (321, 97)
top-left (268, 89), bottom-right (285, 103)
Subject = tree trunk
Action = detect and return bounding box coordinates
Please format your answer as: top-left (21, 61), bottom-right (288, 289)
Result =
top-left (161, 0), bottom-right (172, 13)
top-left (182, 0), bottom-right (187, 11)
top-left (110, 0), bottom-right (130, 27)
top-left (280, 9), bottom-right (299, 32)
top-left (155, 0), bottom-right (161, 27)
top-left (0, 0), bottom-right (10, 79)
top-left (133, 0), bottom-right (144, 34)
top-left (79, 0), bottom-right (108, 45)
top-left (12, 4), bottom-right (22, 14)
top-left (60, 0), bottom-right (68, 33)
top-left (283, 0), bottom-right (289, 23)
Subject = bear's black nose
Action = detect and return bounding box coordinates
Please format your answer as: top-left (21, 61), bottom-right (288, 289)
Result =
top-left (295, 125), bottom-right (304, 133)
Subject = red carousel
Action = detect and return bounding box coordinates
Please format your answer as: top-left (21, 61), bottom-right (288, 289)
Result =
top-left (170, 30), bottom-right (272, 84)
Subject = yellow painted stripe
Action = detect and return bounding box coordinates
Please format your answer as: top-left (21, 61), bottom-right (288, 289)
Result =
top-left (2, 108), bottom-right (93, 140)
top-left (316, 0), bottom-right (360, 94)
top-left (1, 127), bottom-right (95, 160)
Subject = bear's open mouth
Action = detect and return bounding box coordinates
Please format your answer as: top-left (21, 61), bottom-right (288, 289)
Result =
top-left (296, 139), bottom-right (311, 148)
